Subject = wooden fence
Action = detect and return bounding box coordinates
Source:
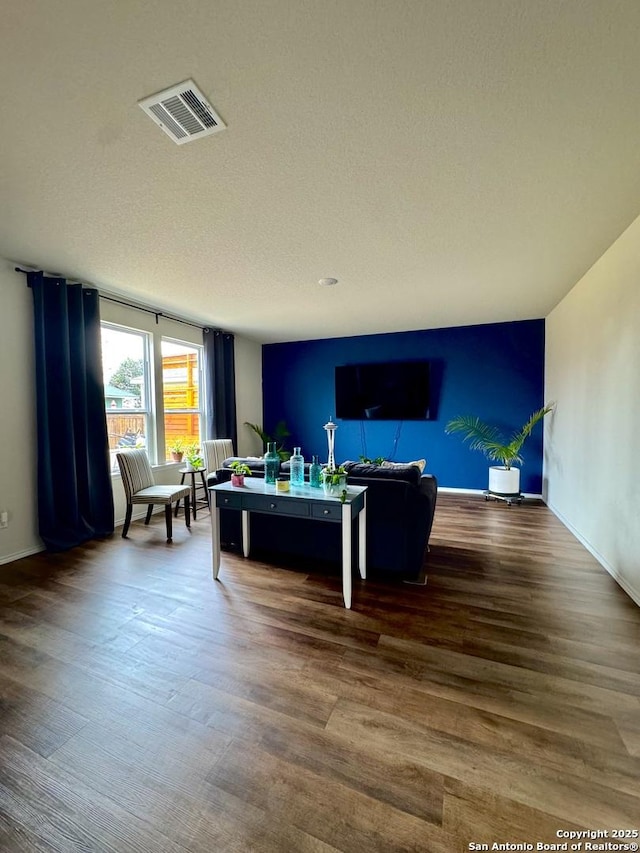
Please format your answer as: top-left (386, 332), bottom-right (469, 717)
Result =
top-left (106, 353), bottom-right (201, 458)
top-left (106, 413), bottom-right (145, 450)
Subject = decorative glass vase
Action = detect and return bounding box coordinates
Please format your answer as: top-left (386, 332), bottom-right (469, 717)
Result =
top-left (264, 442), bottom-right (279, 485)
top-left (289, 447), bottom-right (305, 486)
top-left (309, 455), bottom-right (322, 488)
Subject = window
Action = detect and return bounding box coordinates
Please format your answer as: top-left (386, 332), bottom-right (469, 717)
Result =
top-left (101, 324), bottom-right (151, 471)
top-left (162, 339), bottom-right (204, 461)
top-left (101, 322), bottom-right (205, 471)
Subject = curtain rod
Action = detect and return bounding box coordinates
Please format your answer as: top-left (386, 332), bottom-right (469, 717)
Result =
top-left (98, 293), bottom-right (208, 331)
top-left (15, 266), bottom-right (221, 333)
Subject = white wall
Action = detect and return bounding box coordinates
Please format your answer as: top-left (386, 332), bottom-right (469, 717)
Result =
top-left (544, 214), bottom-right (640, 605)
top-left (234, 335), bottom-right (263, 457)
top-left (0, 261), bottom-right (263, 562)
top-left (0, 261), bottom-right (39, 561)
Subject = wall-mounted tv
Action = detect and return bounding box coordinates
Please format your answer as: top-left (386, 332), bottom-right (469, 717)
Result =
top-left (335, 360), bottom-right (431, 420)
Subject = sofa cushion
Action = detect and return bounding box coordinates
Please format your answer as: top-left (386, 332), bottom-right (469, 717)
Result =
top-left (221, 456), bottom-right (268, 475)
top-left (210, 456), bottom-right (271, 486)
top-left (342, 460), bottom-right (421, 487)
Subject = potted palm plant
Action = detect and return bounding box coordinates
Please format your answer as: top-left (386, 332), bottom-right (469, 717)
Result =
top-left (244, 420), bottom-right (291, 461)
top-left (445, 403), bottom-right (554, 499)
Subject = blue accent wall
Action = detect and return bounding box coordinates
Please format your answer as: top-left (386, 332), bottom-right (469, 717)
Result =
top-left (261, 319), bottom-right (546, 493)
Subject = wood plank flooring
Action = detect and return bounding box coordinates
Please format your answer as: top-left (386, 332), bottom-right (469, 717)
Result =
top-left (1, 494), bottom-right (639, 852)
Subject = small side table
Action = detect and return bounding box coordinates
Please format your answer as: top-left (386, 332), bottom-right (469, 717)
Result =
top-left (175, 467), bottom-right (210, 519)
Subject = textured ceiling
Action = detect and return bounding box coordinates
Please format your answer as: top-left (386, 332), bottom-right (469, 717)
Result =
top-left (2, 0), bottom-right (640, 343)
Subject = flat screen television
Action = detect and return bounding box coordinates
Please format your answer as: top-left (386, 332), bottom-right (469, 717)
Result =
top-left (335, 360), bottom-right (431, 420)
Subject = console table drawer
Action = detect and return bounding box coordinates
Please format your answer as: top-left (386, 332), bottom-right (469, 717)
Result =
top-left (244, 495), bottom-right (310, 517)
top-left (311, 503), bottom-right (342, 521)
top-left (216, 492), bottom-right (243, 509)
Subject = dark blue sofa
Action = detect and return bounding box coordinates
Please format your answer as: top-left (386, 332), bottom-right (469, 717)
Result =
top-left (213, 458), bottom-right (437, 580)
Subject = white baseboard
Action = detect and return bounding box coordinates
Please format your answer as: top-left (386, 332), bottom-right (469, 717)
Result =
top-left (547, 502), bottom-right (640, 607)
top-left (0, 544), bottom-right (44, 565)
top-left (438, 487), bottom-right (543, 499)
top-left (0, 508), bottom-right (167, 565)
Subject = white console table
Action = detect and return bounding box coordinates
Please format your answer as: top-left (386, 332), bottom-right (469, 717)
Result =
top-left (209, 479), bottom-right (367, 608)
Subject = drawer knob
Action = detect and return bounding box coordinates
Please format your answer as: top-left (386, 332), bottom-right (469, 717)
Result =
top-left (223, 498), bottom-right (229, 504)
top-left (270, 502), bottom-right (277, 509)
top-left (323, 509), bottom-right (330, 515)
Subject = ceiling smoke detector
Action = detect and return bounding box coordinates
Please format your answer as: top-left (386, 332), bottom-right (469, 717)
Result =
top-left (138, 79), bottom-right (226, 145)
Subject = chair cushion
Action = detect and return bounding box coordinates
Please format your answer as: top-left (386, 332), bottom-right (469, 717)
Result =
top-left (116, 449), bottom-right (155, 497)
top-left (130, 485), bottom-right (191, 505)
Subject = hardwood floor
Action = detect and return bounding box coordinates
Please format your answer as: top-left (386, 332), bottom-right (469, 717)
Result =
top-left (1, 494), bottom-right (639, 852)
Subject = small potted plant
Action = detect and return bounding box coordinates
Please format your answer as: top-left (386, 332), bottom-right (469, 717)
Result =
top-left (320, 464), bottom-right (348, 501)
top-left (168, 437), bottom-right (185, 462)
top-left (229, 461), bottom-right (252, 487)
top-left (184, 444), bottom-right (204, 472)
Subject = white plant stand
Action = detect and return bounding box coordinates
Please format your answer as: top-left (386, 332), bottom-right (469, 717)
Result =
top-left (483, 490), bottom-right (524, 506)
top-left (485, 466), bottom-right (524, 506)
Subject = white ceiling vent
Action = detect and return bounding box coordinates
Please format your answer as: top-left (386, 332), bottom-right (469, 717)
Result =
top-left (138, 80), bottom-right (226, 145)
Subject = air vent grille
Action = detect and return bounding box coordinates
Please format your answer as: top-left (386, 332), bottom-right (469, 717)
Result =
top-left (148, 103), bottom-right (188, 140)
top-left (138, 80), bottom-right (226, 145)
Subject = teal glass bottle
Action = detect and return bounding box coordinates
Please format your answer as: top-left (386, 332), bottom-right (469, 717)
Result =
top-left (309, 455), bottom-right (322, 488)
top-left (289, 446), bottom-right (305, 486)
top-left (264, 442), bottom-right (279, 485)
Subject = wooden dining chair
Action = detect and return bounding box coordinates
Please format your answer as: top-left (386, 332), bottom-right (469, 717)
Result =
top-left (116, 449), bottom-right (191, 541)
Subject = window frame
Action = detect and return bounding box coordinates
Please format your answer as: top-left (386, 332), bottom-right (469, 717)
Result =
top-left (101, 321), bottom-right (155, 469)
top-left (160, 336), bottom-right (205, 463)
top-left (101, 321), bottom-right (207, 473)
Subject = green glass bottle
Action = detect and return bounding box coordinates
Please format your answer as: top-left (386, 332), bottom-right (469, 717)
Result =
top-left (264, 442), bottom-right (279, 485)
top-left (309, 455), bottom-right (322, 488)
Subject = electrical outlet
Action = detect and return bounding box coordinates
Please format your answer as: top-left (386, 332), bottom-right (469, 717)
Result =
top-left (0, 511), bottom-right (8, 529)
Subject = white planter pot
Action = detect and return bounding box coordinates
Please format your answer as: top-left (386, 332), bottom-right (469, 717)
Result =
top-left (488, 466), bottom-right (520, 496)
top-left (322, 476), bottom-right (347, 497)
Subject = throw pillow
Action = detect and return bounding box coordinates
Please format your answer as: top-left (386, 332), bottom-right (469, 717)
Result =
top-left (381, 459), bottom-right (426, 473)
